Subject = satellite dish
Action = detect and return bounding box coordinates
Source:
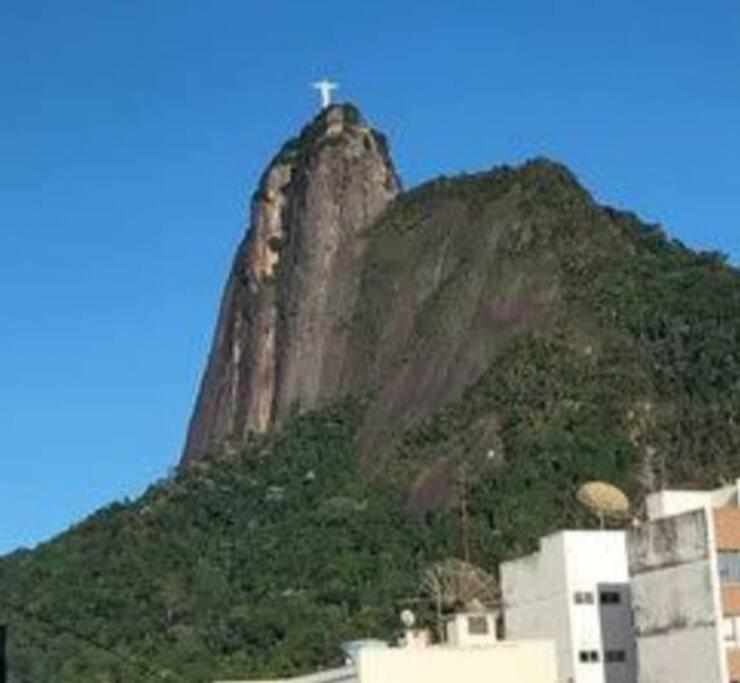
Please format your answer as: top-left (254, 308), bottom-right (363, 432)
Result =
top-left (577, 481), bottom-right (631, 528)
top-left (400, 609), bottom-right (416, 628)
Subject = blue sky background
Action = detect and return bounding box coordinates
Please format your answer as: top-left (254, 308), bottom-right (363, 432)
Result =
top-left (0, 0), bottom-right (738, 553)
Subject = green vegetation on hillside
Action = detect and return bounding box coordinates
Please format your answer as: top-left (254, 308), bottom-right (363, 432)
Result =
top-left (358, 159), bottom-right (740, 495)
top-left (0, 406), bottom-right (458, 682)
top-left (2, 158), bottom-right (740, 682)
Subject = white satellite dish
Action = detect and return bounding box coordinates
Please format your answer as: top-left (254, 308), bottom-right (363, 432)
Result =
top-left (400, 609), bottom-right (416, 628)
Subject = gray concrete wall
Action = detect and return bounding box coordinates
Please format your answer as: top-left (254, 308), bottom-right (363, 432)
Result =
top-left (628, 509), bottom-right (725, 683)
top-left (502, 535), bottom-right (574, 682)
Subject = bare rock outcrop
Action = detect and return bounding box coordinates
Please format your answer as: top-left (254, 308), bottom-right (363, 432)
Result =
top-left (182, 104), bottom-right (400, 465)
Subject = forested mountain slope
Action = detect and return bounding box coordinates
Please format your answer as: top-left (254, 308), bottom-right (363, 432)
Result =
top-left (2, 106), bottom-right (739, 682)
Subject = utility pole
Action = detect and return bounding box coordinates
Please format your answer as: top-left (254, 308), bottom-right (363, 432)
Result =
top-left (459, 462), bottom-right (471, 564)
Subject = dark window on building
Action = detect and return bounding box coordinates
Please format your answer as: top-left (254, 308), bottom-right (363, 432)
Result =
top-left (600, 591), bottom-right (621, 605)
top-left (605, 650), bottom-right (626, 663)
top-left (579, 650), bottom-right (600, 663)
top-left (719, 551), bottom-right (740, 583)
top-left (495, 613), bottom-right (505, 640)
top-left (467, 615), bottom-right (489, 635)
top-left (574, 591), bottom-right (595, 605)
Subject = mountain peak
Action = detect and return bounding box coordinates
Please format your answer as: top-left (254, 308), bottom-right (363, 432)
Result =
top-left (182, 103), bottom-right (400, 465)
top-left (264, 102), bottom-right (398, 189)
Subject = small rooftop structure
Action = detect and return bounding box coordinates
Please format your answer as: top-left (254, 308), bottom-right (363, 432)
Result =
top-left (444, 610), bottom-right (498, 648)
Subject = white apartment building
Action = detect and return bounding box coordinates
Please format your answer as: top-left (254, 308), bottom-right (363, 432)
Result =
top-left (500, 530), bottom-right (636, 683)
top-left (627, 481), bottom-right (740, 683)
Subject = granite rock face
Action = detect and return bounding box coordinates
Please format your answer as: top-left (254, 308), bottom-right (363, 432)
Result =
top-left (182, 104), bottom-right (400, 464)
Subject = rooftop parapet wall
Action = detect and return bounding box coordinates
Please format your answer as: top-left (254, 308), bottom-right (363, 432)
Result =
top-left (645, 482), bottom-right (740, 521)
top-left (214, 666), bottom-right (358, 683)
top-left (628, 509), bottom-right (711, 574)
top-left (357, 642), bottom-right (557, 683)
top-left (627, 509), bottom-right (716, 636)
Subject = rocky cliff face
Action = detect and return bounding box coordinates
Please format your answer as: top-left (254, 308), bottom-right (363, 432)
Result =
top-left (182, 106), bottom-right (579, 468)
top-left (184, 104), bottom-right (740, 486)
top-left (182, 104), bottom-right (400, 464)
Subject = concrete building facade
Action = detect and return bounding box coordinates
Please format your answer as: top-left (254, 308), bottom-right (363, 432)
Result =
top-left (501, 530), bottom-right (636, 683)
top-left (627, 481), bottom-right (740, 683)
top-left (356, 639), bottom-right (557, 683)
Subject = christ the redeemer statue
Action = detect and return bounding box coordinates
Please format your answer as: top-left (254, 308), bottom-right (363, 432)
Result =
top-left (311, 79), bottom-right (339, 109)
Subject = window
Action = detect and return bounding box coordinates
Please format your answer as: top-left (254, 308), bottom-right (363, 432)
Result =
top-left (724, 617), bottom-right (737, 643)
top-left (467, 615), bottom-right (489, 635)
top-left (495, 613), bottom-right (505, 640)
top-left (605, 650), bottom-right (626, 663)
top-left (600, 591), bottom-right (622, 605)
top-left (579, 650), bottom-right (600, 663)
top-left (574, 591), bottom-right (595, 605)
top-left (719, 552), bottom-right (740, 584)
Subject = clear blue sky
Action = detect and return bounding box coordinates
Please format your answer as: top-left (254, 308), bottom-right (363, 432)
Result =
top-left (0, 1), bottom-right (738, 553)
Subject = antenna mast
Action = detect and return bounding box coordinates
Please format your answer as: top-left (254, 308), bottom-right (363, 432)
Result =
top-left (458, 462), bottom-right (471, 563)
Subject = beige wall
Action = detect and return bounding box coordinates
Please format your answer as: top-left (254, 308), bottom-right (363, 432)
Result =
top-left (358, 642), bottom-right (557, 683)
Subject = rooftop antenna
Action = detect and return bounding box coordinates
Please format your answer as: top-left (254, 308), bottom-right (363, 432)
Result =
top-left (421, 559), bottom-right (499, 641)
top-left (457, 462), bottom-right (471, 563)
top-left (577, 481), bottom-right (631, 529)
top-left (311, 78), bottom-right (339, 109)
